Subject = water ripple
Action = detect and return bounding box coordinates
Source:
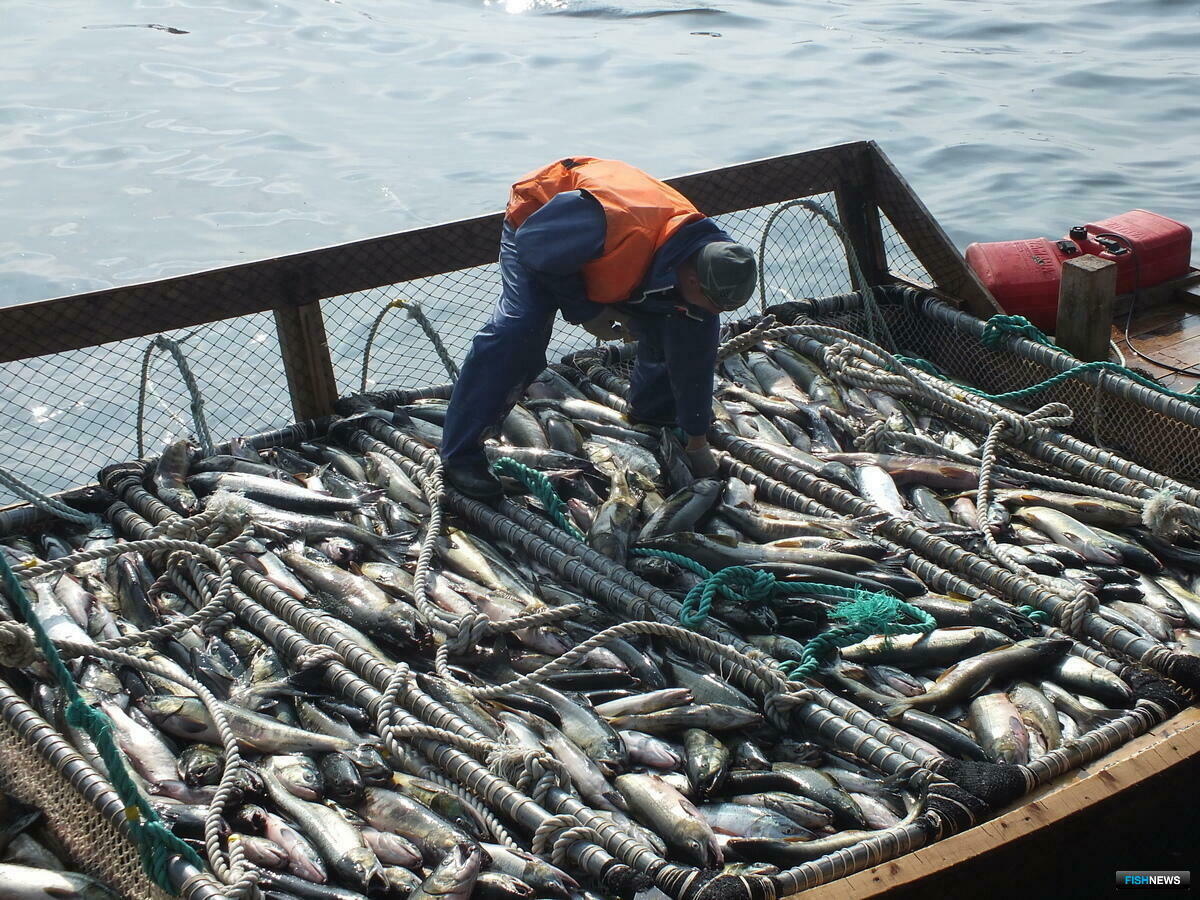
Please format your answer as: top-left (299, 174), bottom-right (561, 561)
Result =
top-left (0, 0), bottom-right (1197, 305)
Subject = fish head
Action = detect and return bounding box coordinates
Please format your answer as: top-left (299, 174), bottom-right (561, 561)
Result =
top-left (335, 849), bottom-right (390, 894)
top-left (232, 803), bottom-right (268, 833)
top-left (179, 744), bottom-right (224, 787)
top-left (185, 472), bottom-right (221, 491)
top-left (138, 695), bottom-right (205, 731)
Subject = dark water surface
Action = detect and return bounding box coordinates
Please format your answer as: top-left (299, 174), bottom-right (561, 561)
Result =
top-left (3, 0), bottom-right (1199, 305)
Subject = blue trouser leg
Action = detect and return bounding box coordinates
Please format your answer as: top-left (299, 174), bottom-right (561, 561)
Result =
top-left (440, 224), bottom-right (556, 467)
top-left (627, 317), bottom-right (678, 425)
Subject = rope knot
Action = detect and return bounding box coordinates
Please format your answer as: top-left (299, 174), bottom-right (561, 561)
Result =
top-left (855, 412), bottom-right (907, 452)
top-left (763, 685), bottom-right (814, 730)
top-left (1059, 586), bottom-right (1100, 635)
top-left (295, 645), bottom-right (342, 670)
top-left (981, 314), bottom-right (1055, 350)
top-left (488, 747), bottom-right (570, 804)
top-left (1142, 489), bottom-right (1200, 539)
top-left (737, 568), bottom-right (777, 605)
top-left (530, 814), bottom-right (600, 866)
top-left (443, 612), bottom-right (493, 656)
top-left (0, 620), bottom-right (38, 668)
top-left (680, 565), bottom-right (778, 628)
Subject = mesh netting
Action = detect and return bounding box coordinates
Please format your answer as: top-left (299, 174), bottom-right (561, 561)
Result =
top-left (0, 313), bottom-right (297, 495)
top-left (881, 212), bottom-right (934, 287)
top-left (0, 701), bottom-right (169, 898)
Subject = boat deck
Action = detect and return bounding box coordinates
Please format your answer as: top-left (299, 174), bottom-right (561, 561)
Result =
top-left (1112, 298), bottom-right (1200, 392)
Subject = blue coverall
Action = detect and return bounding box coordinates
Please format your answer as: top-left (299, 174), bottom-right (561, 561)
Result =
top-left (440, 190), bottom-right (736, 467)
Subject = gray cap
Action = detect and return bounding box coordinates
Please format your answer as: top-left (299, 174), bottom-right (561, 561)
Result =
top-left (695, 242), bottom-right (757, 311)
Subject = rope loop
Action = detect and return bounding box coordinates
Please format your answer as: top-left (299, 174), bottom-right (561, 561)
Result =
top-left (980, 314), bottom-right (1055, 350)
top-left (490, 457), bottom-right (584, 539)
top-left (0, 620), bottom-right (38, 668)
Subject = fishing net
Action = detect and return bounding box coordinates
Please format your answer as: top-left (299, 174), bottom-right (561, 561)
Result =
top-left (0, 694), bottom-right (171, 898)
top-left (0, 144), bottom-right (1194, 896)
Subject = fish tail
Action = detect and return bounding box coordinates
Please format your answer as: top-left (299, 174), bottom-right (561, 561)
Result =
top-left (883, 701), bottom-right (912, 721)
top-left (356, 487), bottom-right (386, 511)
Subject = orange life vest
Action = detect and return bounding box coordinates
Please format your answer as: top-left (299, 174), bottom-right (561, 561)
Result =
top-left (506, 157), bottom-right (706, 305)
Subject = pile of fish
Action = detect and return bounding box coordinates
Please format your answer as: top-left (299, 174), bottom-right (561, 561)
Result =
top-left (1, 324), bottom-right (1198, 897)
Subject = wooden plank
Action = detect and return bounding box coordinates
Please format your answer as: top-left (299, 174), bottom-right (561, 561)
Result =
top-left (1116, 301), bottom-right (1200, 341)
top-left (867, 142), bottom-right (1002, 320)
top-left (834, 145), bottom-right (889, 289)
top-left (1113, 268), bottom-right (1200, 318)
top-left (273, 300), bottom-right (340, 421)
top-left (796, 707), bottom-right (1200, 899)
top-left (668, 142), bottom-right (864, 219)
top-left (1056, 256), bottom-right (1117, 361)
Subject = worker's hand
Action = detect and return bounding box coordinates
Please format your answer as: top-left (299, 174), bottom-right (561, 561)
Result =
top-left (684, 437), bottom-right (719, 477)
top-left (581, 309), bottom-right (634, 343)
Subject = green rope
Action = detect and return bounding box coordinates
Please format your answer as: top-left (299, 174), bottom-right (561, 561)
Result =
top-left (894, 355), bottom-right (949, 379)
top-left (1018, 604), bottom-right (1051, 624)
top-left (779, 591), bottom-right (937, 681)
top-left (975, 360), bottom-right (1200, 404)
top-left (0, 553), bottom-right (205, 893)
top-left (898, 349), bottom-right (1200, 405)
top-left (628, 548), bottom-right (935, 673)
top-left (980, 314), bottom-right (1056, 350)
top-left (491, 457), bottom-right (585, 540)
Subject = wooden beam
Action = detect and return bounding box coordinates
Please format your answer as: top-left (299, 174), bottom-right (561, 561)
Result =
top-left (0, 213), bottom-right (503, 364)
top-left (867, 142), bottom-right (1002, 319)
top-left (1057, 256), bottom-right (1118, 361)
top-left (273, 299), bottom-right (340, 421)
top-left (669, 142), bottom-right (864, 218)
top-left (794, 707), bottom-right (1200, 899)
top-left (834, 145), bottom-right (889, 289)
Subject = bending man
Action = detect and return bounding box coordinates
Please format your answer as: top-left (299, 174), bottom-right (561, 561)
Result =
top-left (440, 156), bottom-right (758, 499)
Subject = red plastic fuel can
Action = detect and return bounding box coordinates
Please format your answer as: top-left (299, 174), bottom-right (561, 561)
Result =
top-left (965, 209), bottom-right (1192, 331)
